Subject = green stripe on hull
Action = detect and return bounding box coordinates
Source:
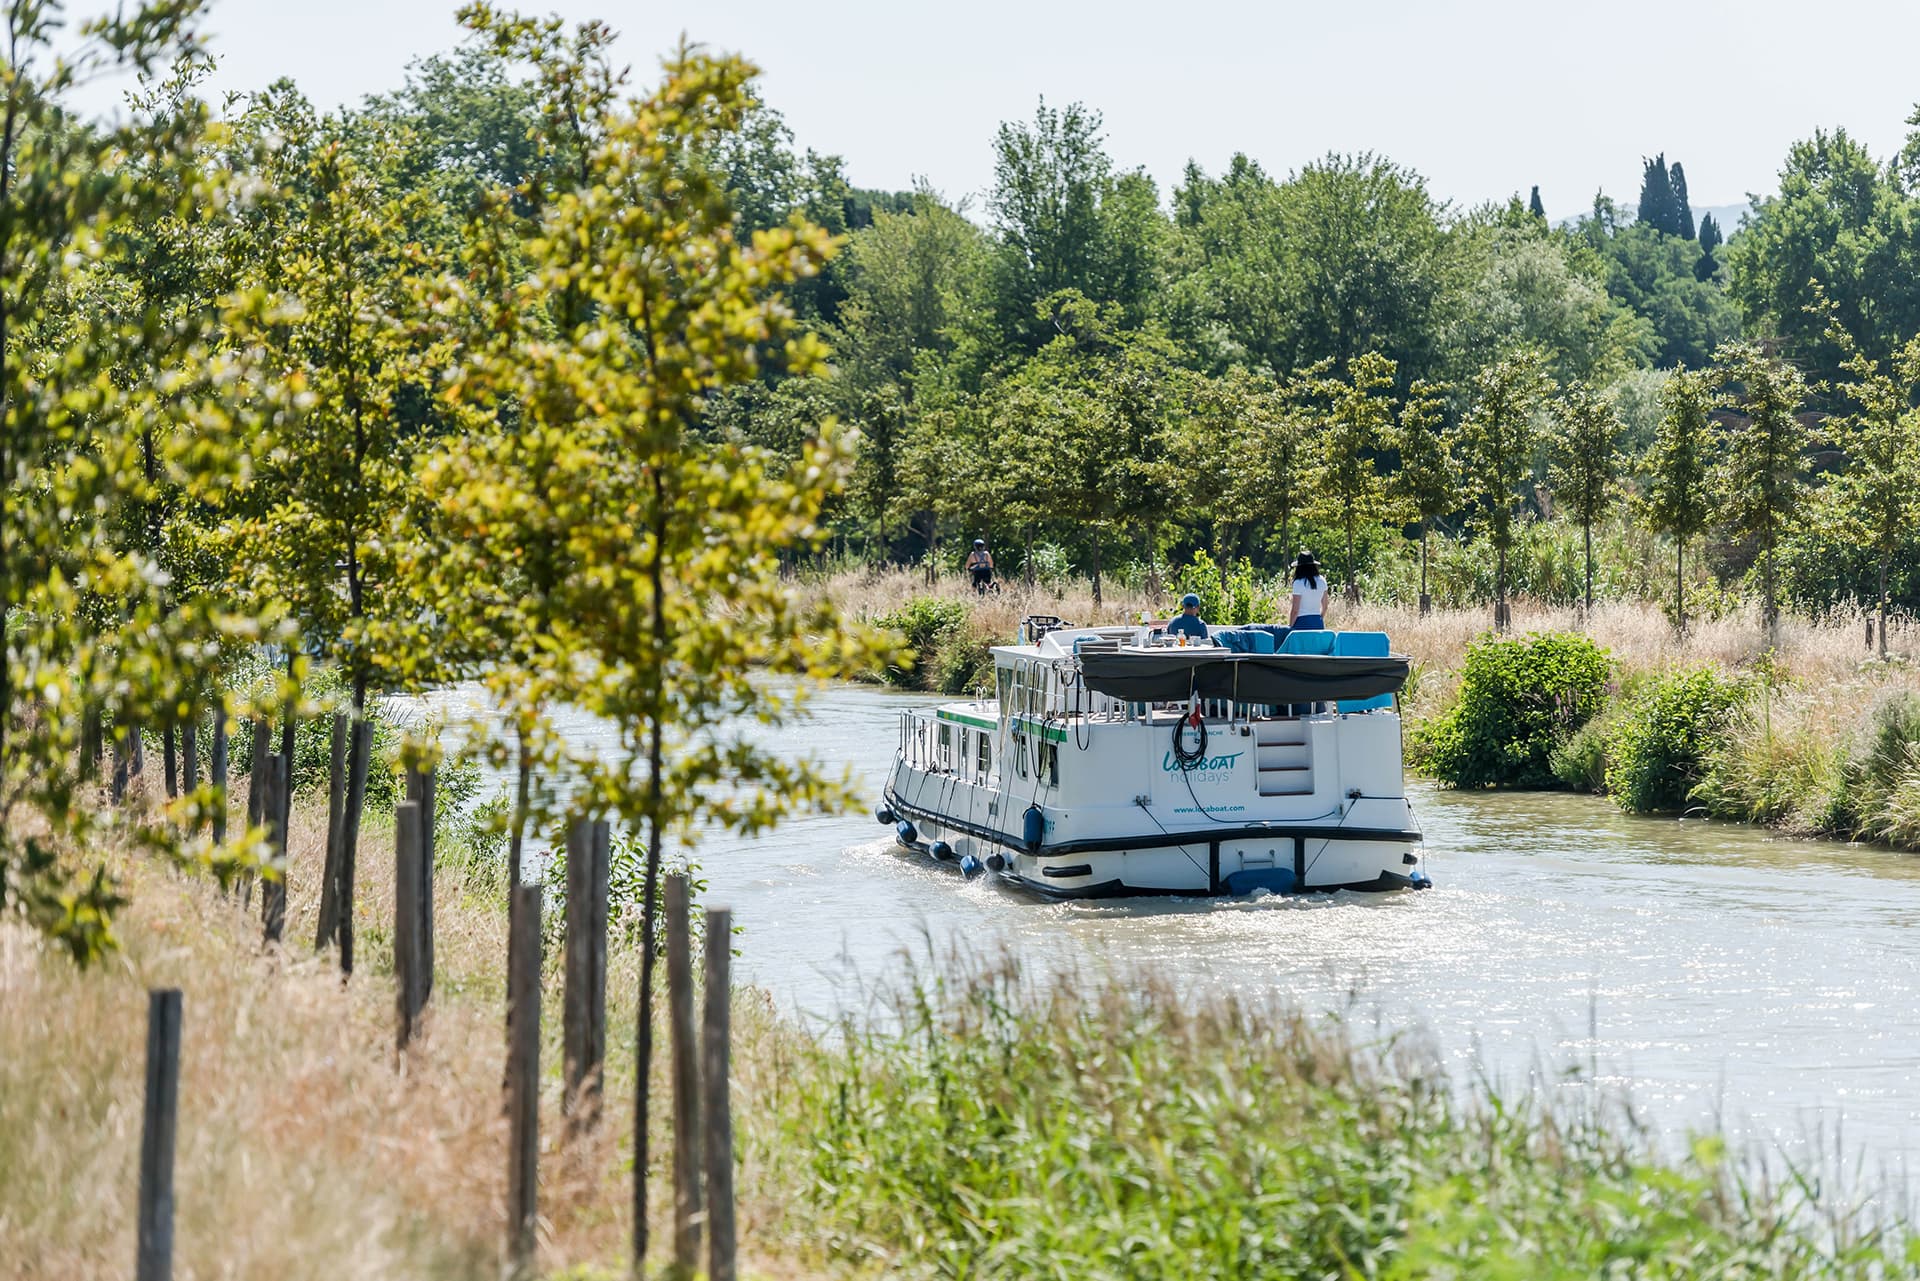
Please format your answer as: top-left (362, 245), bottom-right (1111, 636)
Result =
top-left (934, 706), bottom-right (1068, 743)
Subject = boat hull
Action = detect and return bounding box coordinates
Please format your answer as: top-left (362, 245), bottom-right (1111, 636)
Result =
top-left (883, 775), bottom-right (1428, 899)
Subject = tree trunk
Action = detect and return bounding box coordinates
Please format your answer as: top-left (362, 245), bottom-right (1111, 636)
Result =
top-left (1496, 540), bottom-right (1510, 632)
top-left (162, 727), bottom-right (178, 799)
top-left (1090, 532), bottom-right (1103, 607)
top-left (1418, 519), bottom-right (1432, 617)
top-left (1343, 509), bottom-right (1358, 604)
top-left (1144, 521), bottom-right (1161, 597)
top-left (1675, 540), bottom-right (1687, 638)
top-left (1879, 555), bottom-right (1889, 660)
top-left (634, 476), bottom-right (671, 1273)
top-left (1583, 519), bottom-right (1594, 614)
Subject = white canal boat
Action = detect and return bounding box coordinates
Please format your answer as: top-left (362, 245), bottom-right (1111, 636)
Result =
top-left (877, 616), bottom-right (1429, 898)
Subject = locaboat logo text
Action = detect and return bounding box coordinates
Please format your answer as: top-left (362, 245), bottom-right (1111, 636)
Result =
top-left (1162, 750), bottom-right (1243, 774)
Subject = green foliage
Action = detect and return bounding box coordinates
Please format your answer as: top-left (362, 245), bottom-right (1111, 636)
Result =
top-left (1548, 382), bottom-right (1625, 607)
top-left (1604, 667), bottom-right (1751, 813)
top-left (1173, 550), bottom-right (1280, 626)
top-left (1839, 690), bottom-right (1920, 846)
top-left (769, 955), bottom-right (1915, 1280)
top-left (1711, 341), bottom-right (1812, 634)
top-left (1456, 348), bottom-right (1553, 621)
top-left (1419, 633), bottom-right (1613, 788)
top-left (872, 597), bottom-right (970, 688)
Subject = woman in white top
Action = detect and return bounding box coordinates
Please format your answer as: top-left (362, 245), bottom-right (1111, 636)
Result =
top-left (1287, 551), bottom-right (1330, 629)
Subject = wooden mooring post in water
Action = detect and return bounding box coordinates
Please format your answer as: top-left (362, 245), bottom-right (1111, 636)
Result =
top-left (562, 817), bottom-right (610, 1128)
top-left (507, 884), bottom-right (543, 1276)
top-left (136, 989), bottom-right (182, 1281)
top-left (667, 873), bottom-right (703, 1275)
top-left (703, 907), bottom-right (736, 1281)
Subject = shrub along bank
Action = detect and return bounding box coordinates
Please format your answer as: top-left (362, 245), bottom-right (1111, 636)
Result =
top-left (1416, 630), bottom-right (1920, 850)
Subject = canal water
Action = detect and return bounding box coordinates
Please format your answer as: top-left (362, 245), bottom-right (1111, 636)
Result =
top-left (421, 680), bottom-right (1920, 1185)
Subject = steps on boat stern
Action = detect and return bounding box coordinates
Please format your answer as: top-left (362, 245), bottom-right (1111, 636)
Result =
top-left (1253, 719), bottom-right (1313, 797)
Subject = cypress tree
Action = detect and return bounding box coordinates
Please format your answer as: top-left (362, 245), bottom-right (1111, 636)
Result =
top-left (1528, 185), bottom-right (1546, 221)
top-left (1669, 161), bottom-right (1694, 239)
top-left (1695, 212), bottom-right (1722, 281)
top-left (1637, 153), bottom-right (1676, 235)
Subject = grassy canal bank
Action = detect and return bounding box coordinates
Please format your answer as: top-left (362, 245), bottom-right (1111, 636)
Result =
top-left (826, 566), bottom-right (1920, 853)
top-left (7, 792), bottom-right (1920, 1279)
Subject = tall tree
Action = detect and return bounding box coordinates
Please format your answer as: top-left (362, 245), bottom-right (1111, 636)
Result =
top-left (0, 0), bottom-right (254, 957)
top-left (1548, 383), bottom-right (1625, 612)
top-left (1695, 212), bottom-right (1722, 281)
top-left (1389, 378), bottom-right (1458, 615)
top-left (987, 100), bottom-right (1163, 354)
top-left (1528, 185), bottom-right (1547, 221)
top-left (1640, 370), bottom-right (1716, 635)
top-left (1457, 348), bottom-right (1553, 630)
top-left (456, 13), bottom-right (891, 1271)
top-left (226, 107), bottom-right (445, 967)
top-left (1637, 153), bottom-right (1678, 235)
top-left (1818, 300), bottom-right (1920, 656)
top-left (1669, 161), bottom-right (1695, 239)
top-left (1710, 341), bottom-right (1812, 644)
top-left (1306, 351), bottom-right (1397, 601)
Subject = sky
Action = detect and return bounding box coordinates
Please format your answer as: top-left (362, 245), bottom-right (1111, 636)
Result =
top-left (75, 0), bottom-right (1920, 220)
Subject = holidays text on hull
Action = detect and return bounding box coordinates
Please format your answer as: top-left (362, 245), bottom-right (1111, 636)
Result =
top-left (876, 616), bottom-right (1430, 899)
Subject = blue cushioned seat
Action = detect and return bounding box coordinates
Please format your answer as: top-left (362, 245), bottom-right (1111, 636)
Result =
top-left (1278, 629), bottom-right (1336, 655)
top-left (1334, 631), bottom-right (1395, 712)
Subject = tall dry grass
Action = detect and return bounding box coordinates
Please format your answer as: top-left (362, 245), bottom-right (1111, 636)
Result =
top-left (0, 788), bottom-right (830, 1281)
top-left (805, 566), bottom-right (1901, 714)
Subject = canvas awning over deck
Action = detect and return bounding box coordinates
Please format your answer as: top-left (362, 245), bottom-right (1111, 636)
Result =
top-left (1076, 648), bottom-right (1411, 704)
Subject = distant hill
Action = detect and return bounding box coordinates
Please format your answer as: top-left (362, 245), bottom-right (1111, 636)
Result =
top-left (1553, 199), bottom-right (1754, 234)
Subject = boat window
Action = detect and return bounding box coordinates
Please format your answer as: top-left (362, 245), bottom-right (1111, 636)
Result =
top-left (1014, 731), bottom-right (1028, 778)
top-left (938, 723), bottom-right (952, 770)
top-left (1041, 739), bottom-right (1059, 787)
top-left (996, 666), bottom-right (1012, 712)
top-left (976, 730), bottom-right (991, 780)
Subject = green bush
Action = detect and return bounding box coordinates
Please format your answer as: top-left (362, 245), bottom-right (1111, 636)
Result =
top-left (1841, 689), bottom-right (1920, 845)
top-left (1418, 632), bottom-right (1613, 788)
top-left (873, 596), bottom-right (971, 690)
top-left (1603, 667), bottom-right (1750, 813)
top-left (1173, 549), bottom-right (1282, 626)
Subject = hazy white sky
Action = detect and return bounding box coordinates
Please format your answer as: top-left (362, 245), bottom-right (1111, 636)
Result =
top-left (79, 0), bottom-right (1920, 218)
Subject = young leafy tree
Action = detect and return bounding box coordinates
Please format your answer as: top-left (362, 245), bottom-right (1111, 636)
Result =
top-left (1388, 378), bottom-right (1457, 615)
top-left (1457, 348), bottom-right (1553, 630)
top-left (0, 0), bottom-right (256, 958)
top-left (1818, 303), bottom-right (1920, 656)
top-left (457, 11), bottom-right (894, 1270)
top-left (225, 103), bottom-right (447, 967)
top-left (1306, 351), bottom-right (1397, 601)
top-left (1710, 341), bottom-right (1811, 644)
top-left (1640, 369), bottom-right (1716, 635)
top-left (1548, 382), bottom-right (1625, 612)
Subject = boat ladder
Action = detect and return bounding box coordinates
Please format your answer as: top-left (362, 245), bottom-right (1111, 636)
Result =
top-left (1253, 720), bottom-right (1313, 796)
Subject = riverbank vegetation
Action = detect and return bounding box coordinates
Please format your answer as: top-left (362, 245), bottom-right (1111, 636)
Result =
top-left (11, 811), bottom-right (1920, 1280)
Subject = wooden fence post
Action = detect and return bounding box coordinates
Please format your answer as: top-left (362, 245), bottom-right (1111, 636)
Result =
top-left (667, 873), bottom-right (703, 1275)
top-left (563, 817), bottom-right (610, 1127)
top-left (405, 761), bottom-right (437, 999)
top-left (136, 989), bottom-right (182, 1281)
top-left (395, 800), bottom-right (426, 1052)
top-left (209, 711), bottom-right (228, 846)
top-left (703, 907), bottom-right (735, 1281)
top-left (260, 751), bottom-right (286, 945)
top-left (507, 884), bottom-right (543, 1277)
top-left (81, 708), bottom-right (102, 782)
top-left (112, 728), bottom-right (130, 804)
top-left (241, 717), bottom-right (269, 909)
top-left (337, 717), bottom-right (372, 976)
top-left (181, 714), bottom-right (199, 797)
top-left (163, 725), bottom-right (178, 799)
top-left (210, 706), bottom-right (228, 845)
top-left (315, 714), bottom-right (348, 951)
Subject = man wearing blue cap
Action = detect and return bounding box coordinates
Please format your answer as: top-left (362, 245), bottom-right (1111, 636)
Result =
top-left (1166, 593), bottom-right (1209, 641)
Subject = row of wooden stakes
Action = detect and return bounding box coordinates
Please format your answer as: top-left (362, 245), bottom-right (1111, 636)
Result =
top-left (135, 777), bottom-right (740, 1280)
